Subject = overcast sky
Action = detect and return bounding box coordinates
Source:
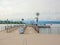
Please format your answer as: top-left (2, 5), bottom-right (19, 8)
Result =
top-left (0, 0), bottom-right (60, 20)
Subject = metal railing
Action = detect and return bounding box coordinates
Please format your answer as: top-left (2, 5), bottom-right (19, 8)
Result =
top-left (39, 27), bottom-right (60, 34)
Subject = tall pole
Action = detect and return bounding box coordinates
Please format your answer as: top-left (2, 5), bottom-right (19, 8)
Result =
top-left (7, 19), bottom-right (8, 33)
top-left (36, 12), bottom-right (40, 26)
top-left (11, 20), bottom-right (13, 28)
top-left (21, 18), bottom-right (24, 24)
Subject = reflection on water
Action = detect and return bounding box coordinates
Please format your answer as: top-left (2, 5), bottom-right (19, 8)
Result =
top-left (39, 27), bottom-right (60, 34)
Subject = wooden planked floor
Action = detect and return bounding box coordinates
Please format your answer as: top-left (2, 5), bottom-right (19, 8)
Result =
top-left (0, 27), bottom-right (60, 45)
top-left (24, 26), bottom-right (37, 34)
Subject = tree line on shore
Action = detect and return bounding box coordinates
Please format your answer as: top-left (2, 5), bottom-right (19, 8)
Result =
top-left (0, 20), bottom-right (24, 24)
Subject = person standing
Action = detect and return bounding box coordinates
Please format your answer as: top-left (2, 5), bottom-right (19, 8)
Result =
top-left (19, 26), bottom-right (24, 34)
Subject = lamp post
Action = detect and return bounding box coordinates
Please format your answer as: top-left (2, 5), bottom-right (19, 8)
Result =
top-left (36, 12), bottom-right (40, 26)
top-left (21, 18), bottom-right (24, 24)
top-left (6, 19), bottom-right (8, 33)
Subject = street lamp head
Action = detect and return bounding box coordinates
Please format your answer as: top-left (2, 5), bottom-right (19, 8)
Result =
top-left (36, 12), bottom-right (40, 16)
top-left (21, 18), bottom-right (24, 21)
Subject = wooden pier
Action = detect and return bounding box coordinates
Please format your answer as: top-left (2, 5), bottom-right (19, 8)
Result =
top-left (0, 25), bottom-right (60, 45)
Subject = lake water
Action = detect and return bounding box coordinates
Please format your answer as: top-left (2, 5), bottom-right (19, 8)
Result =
top-left (39, 24), bottom-right (60, 34)
top-left (0, 24), bottom-right (20, 31)
top-left (0, 24), bottom-right (60, 34)
top-left (0, 24), bottom-right (26, 31)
